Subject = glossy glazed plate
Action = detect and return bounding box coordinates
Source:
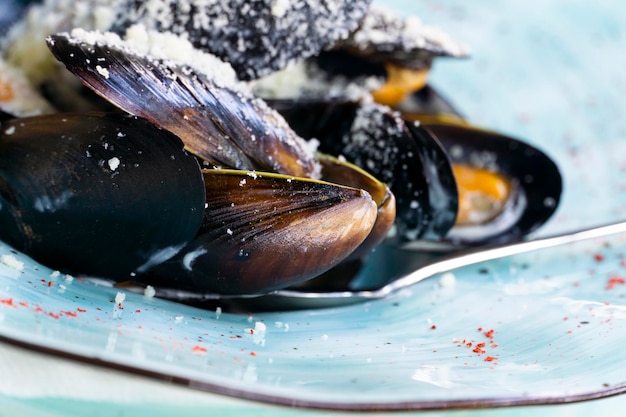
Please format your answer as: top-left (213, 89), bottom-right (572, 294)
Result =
top-left (1, 228), bottom-right (626, 410)
top-left (2, 0), bottom-right (626, 414)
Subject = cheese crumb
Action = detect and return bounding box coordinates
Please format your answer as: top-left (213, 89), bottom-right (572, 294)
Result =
top-left (143, 285), bottom-right (156, 298)
top-left (107, 157), bottom-right (120, 171)
top-left (0, 254), bottom-right (24, 271)
top-left (114, 291), bottom-right (126, 305)
top-left (95, 64), bottom-right (110, 78)
top-left (439, 272), bottom-right (456, 288)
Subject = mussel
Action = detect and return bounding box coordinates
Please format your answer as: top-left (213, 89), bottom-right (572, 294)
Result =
top-left (0, 112), bottom-right (206, 278)
top-left (421, 123), bottom-right (562, 245)
top-left (0, 111), bottom-right (385, 292)
top-left (0, 24), bottom-right (400, 295)
top-left (46, 29), bottom-right (319, 178)
top-left (251, 4), bottom-right (561, 249)
top-left (267, 91), bottom-right (562, 244)
top-left (388, 84), bottom-right (563, 245)
top-left (269, 99), bottom-right (458, 242)
top-left (144, 168), bottom-right (378, 294)
top-left (110, 0), bottom-right (373, 81)
top-left (0, 0), bottom-right (562, 302)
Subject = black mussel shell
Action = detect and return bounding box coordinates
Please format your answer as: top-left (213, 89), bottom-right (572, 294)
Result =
top-left (396, 84), bottom-right (466, 124)
top-left (0, 112), bottom-right (205, 278)
top-left (424, 123), bottom-right (562, 244)
top-left (269, 99), bottom-right (458, 241)
top-left (141, 169), bottom-right (377, 295)
top-left (327, 6), bottom-right (468, 71)
top-left (110, 0), bottom-right (372, 81)
top-left (0, 110), bottom-right (15, 122)
top-left (46, 32), bottom-right (318, 179)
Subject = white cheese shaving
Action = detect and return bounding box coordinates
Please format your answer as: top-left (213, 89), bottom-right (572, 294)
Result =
top-left (143, 285), bottom-right (156, 298)
top-left (69, 25), bottom-right (243, 92)
top-left (0, 254), bottom-right (24, 271)
top-left (114, 291), bottom-right (126, 305)
top-left (107, 157), bottom-right (120, 171)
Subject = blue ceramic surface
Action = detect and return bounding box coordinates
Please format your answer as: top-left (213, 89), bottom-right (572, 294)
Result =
top-left (1, 0), bottom-right (626, 415)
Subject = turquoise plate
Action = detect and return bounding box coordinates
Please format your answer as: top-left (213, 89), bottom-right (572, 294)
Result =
top-left (1, 0), bottom-right (626, 415)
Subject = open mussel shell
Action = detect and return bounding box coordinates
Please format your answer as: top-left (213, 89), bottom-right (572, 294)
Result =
top-left (269, 99), bottom-right (458, 241)
top-left (46, 32), bottom-right (318, 178)
top-left (140, 169), bottom-right (378, 295)
top-left (0, 112), bottom-right (205, 278)
top-left (110, 0), bottom-right (372, 81)
top-left (396, 84), bottom-right (467, 125)
top-left (329, 6), bottom-right (468, 68)
top-left (423, 123), bottom-right (562, 245)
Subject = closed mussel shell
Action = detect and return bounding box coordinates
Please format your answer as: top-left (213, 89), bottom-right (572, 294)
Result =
top-left (0, 112), bottom-right (205, 278)
top-left (142, 169), bottom-right (378, 295)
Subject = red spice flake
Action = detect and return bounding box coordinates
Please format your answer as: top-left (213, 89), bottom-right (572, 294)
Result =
top-left (135, 309), bottom-right (141, 313)
top-left (465, 341), bottom-right (473, 348)
top-left (472, 346), bottom-right (486, 354)
top-left (18, 301), bottom-right (28, 308)
top-left (430, 325), bottom-right (437, 330)
top-left (63, 311), bottom-right (77, 318)
top-left (47, 280), bottom-right (54, 288)
top-left (476, 342), bottom-right (486, 349)
top-left (606, 276), bottom-right (626, 290)
top-left (491, 343), bottom-right (499, 348)
top-left (48, 312), bottom-right (61, 319)
top-left (477, 327), bottom-right (483, 331)
top-left (96, 307), bottom-right (102, 311)
top-left (0, 298), bottom-right (16, 307)
top-left (191, 345), bottom-right (207, 353)
top-left (594, 253), bottom-right (605, 262)
top-left (484, 356), bottom-right (498, 362)
top-left (250, 351), bottom-right (257, 357)
top-left (483, 329), bottom-right (495, 339)
top-left (77, 308), bottom-right (87, 313)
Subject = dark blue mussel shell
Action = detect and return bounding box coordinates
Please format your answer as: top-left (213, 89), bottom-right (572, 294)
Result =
top-left (0, 112), bottom-right (206, 279)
